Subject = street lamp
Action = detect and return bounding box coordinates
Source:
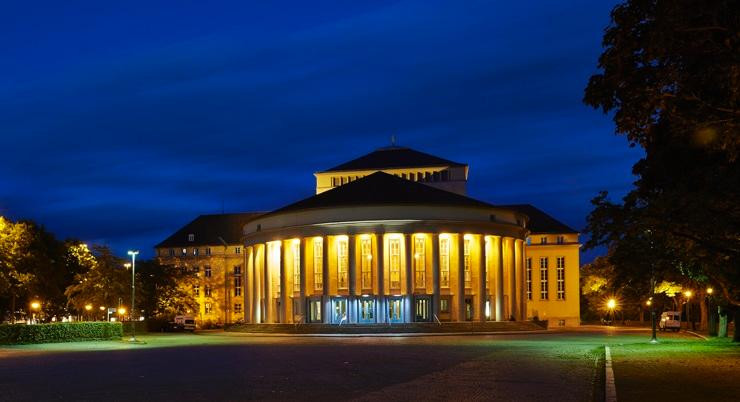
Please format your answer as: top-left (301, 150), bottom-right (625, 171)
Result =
top-left (607, 299), bottom-right (616, 325)
top-left (684, 290), bottom-right (693, 330)
top-left (85, 304), bottom-right (92, 321)
top-left (127, 250), bottom-right (139, 342)
top-left (30, 301), bottom-right (41, 324)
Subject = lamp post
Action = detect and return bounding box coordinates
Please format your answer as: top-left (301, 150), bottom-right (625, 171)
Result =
top-left (85, 304), bottom-right (92, 321)
top-left (607, 299), bottom-right (616, 325)
top-left (127, 250), bottom-right (139, 342)
top-left (684, 290), bottom-right (693, 330)
top-left (30, 301), bottom-right (41, 324)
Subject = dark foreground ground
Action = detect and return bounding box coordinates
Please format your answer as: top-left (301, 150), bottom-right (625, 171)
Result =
top-left (0, 328), bottom-right (737, 401)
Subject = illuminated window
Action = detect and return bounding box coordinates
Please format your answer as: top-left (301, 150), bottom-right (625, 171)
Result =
top-left (235, 247), bottom-right (241, 254)
top-left (389, 238), bottom-right (401, 289)
top-left (293, 241), bottom-right (301, 292)
top-left (182, 248), bottom-right (187, 256)
top-left (169, 248), bottom-right (175, 256)
top-left (361, 237), bottom-right (372, 290)
top-left (205, 285), bottom-right (212, 297)
top-left (464, 238), bottom-right (471, 288)
top-left (205, 247), bottom-right (211, 256)
top-left (440, 296), bottom-right (450, 313)
top-left (234, 277), bottom-right (242, 296)
top-left (194, 285), bottom-right (200, 296)
top-left (204, 303), bottom-right (212, 314)
top-left (556, 257), bottom-right (565, 300)
top-left (193, 248), bottom-right (199, 256)
top-left (188, 234), bottom-right (195, 242)
top-left (526, 258), bottom-right (532, 300)
top-left (205, 266), bottom-right (212, 278)
top-left (337, 237), bottom-right (348, 289)
top-left (540, 257), bottom-right (548, 300)
top-left (234, 303), bottom-right (242, 313)
top-left (414, 236), bottom-right (426, 289)
top-left (557, 236), bottom-right (565, 244)
top-left (233, 266), bottom-right (241, 275)
top-left (540, 237), bottom-right (547, 245)
top-left (440, 237), bottom-right (450, 288)
top-left (314, 238), bottom-right (323, 291)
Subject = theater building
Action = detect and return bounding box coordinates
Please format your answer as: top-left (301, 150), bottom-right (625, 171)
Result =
top-left (156, 146), bottom-right (581, 327)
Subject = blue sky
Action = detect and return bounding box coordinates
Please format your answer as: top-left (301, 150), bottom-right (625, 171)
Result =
top-left (0, 1), bottom-right (642, 262)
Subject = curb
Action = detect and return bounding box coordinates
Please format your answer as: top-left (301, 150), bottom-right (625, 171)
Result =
top-left (604, 345), bottom-right (617, 402)
top-left (209, 330), bottom-right (551, 338)
top-left (685, 330), bottom-right (708, 340)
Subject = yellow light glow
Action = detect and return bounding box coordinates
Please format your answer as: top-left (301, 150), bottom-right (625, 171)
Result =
top-left (85, 304), bottom-right (92, 311)
top-left (292, 238), bottom-right (300, 245)
top-left (359, 234), bottom-right (371, 240)
top-left (313, 236), bottom-right (323, 241)
top-left (124, 263), bottom-right (131, 269)
top-left (414, 233), bottom-right (426, 239)
top-left (366, 254), bottom-right (372, 260)
top-left (463, 234), bottom-right (473, 240)
top-left (118, 307), bottom-right (126, 315)
top-left (99, 306), bottom-right (106, 311)
top-left (414, 253), bottom-right (421, 259)
top-left (335, 235), bottom-right (348, 241)
top-left (30, 301), bottom-right (41, 310)
top-left (684, 290), bottom-right (692, 298)
top-left (386, 233), bottom-right (402, 240)
top-left (607, 299), bottom-right (616, 309)
top-left (646, 300), bottom-right (652, 306)
top-left (439, 233), bottom-right (450, 240)
top-left (706, 287), bottom-right (713, 295)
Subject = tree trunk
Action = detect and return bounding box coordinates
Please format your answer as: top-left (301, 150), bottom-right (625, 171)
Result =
top-left (718, 307), bottom-right (728, 337)
top-left (700, 297), bottom-right (708, 331)
top-left (638, 305), bottom-right (644, 323)
top-left (734, 309), bottom-right (740, 343)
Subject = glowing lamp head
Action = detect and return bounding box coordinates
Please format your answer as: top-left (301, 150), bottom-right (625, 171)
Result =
top-left (118, 307), bottom-right (126, 315)
top-left (30, 301), bottom-right (41, 310)
top-left (646, 300), bottom-right (652, 306)
top-left (706, 287), bottom-right (713, 295)
top-left (607, 299), bottom-right (616, 309)
top-left (99, 306), bottom-right (106, 311)
top-left (85, 304), bottom-right (92, 311)
top-left (684, 290), bottom-right (692, 298)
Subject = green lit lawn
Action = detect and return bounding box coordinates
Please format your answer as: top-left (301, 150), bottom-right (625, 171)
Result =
top-left (611, 336), bottom-right (740, 402)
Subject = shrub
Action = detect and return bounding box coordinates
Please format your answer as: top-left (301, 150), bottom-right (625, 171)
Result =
top-left (0, 322), bottom-right (123, 344)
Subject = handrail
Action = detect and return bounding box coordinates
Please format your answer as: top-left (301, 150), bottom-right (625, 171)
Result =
top-left (434, 314), bottom-right (442, 325)
top-left (294, 314), bottom-right (305, 328)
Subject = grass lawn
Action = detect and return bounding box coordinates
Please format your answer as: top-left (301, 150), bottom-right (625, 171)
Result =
top-left (611, 336), bottom-right (740, 402)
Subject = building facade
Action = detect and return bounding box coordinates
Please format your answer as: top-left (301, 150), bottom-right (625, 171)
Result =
top-left (156, 146), bottom-right (580, 327)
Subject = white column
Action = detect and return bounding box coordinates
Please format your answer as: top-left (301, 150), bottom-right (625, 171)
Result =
top-left (280, 242), bottom-right (287, 323)
top-left (299, 238), bottom-right (307, 322)
top-left (432, 233), bottom-right (440, 320)
top-left (263, 243), bottom-right (271, 323)
top-left (457, 234), bottom-right (465, 321)
top-left (519, 239), bottom-right (527, 321)
top-left (478, 235), bottom-right (486, 322)
top-left (377, 234), bottom-right (385, 323)
top-left (246, 246), bottom-right (253, 323)
top-left (496, 236), bottom-right (504, 321)
top-left (405, 233), bottom-right (413, 322)
top-left (509, 237), bottom-right (517, 320)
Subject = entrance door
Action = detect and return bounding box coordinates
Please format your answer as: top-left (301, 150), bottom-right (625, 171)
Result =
top-left (307, 299), bottom-right (322, 323)
top-left (414, 296), bottom-right (431, 322)
top-left (275, 298), bottom-right (281, 323)
top-left (388, 297), bottom-right (403, 323)
top-left (358, 298), bottom-right (375, 323)
top-left (464, 297), bottom-right (473, 321)
top-left (332, 297), bottom-right (348, 324)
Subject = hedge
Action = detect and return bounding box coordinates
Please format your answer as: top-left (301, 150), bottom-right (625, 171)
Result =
top-left (0, 322), bottom-right (123, 344)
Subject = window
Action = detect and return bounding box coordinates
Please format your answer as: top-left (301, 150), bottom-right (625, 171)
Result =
top-left (414, 236), bottom-right (426, 289)
top-left (361, 237), bottom-right (372, 289)
top-left (234, 277), bottom-right (242, 296)
top-left (193, 266), bottom-right (200, 274)
top-left (234, 303), bottom-right (242, 313)
top-left (540, 257), bottom-right (549, 300)
top-left (440, 297), bottom-right (450, 313)
top-left (464, 238), bottom-right (471, 288)
top-left (293, 241), bottom-right (301, 292)
top-left (401, 173), bottom-right (407, 179)
top-left (235, 247), bottom-right (241, 254)
top-left (526, 237), bottom-right (532, 246)
top-left (194, 285), bottom-right (200, 296)
top-left (389, 238), bottom-right (401, 289)
top-left (410, 173), bottom-right (416, 181)
top-left (205, 247), bottom-right (211, 256)
top-left (526, 258), bottom-right (532, 300)
top-left (313, 238), bottom-right (323, 291)
top-left (556, 257), bottom-right (565, 300)
top-left (234, 266), bottom-right (241, 275)
top-left (181, 248), bottom-right (187, 256)
top-left (337, 237), bottom-right (348, 289)
top-left (188, 233), bottom-right (195, 242)
top-left (193, 248), bottom-right (199, 256)
top-left (557, 236), bottom-right (564, 244)
top-left (205, 266), bottom-right (212, 278)
top-left (440, 237), bottom-right (450, 288)
top-left (205, 285), bottom-right (212, 297)
top-left (331, 177), bottom-right (337, 186)
top-left (169, 248), bottom-right (175, 256)
top-left (540, 237), bottom-right (547, 245)
top-left (204, 303), bottom-right (212, 314)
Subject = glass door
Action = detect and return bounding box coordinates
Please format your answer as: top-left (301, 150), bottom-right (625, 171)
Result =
top-left (388, 297), bottom-right (403, 323)
top-left (464, 297), bottom-right (474, 321)
top-left (308, 299), bottom-right (322, 323)
top-left (414, 296), bottom-right (431, 322)
top-left (358, 298), bottom-right (375, 323)
top-left (332, 297), bottom-right (347, 324)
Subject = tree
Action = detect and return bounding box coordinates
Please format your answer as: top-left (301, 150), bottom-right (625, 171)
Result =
top-left (137, 260), bottom-right (198, 319)
top-left (0, 217), bottom-right (35, 321)
top-left (584, 0), bottom-right (740, 340)
top-left (64, 245), bottom-right (130, 316)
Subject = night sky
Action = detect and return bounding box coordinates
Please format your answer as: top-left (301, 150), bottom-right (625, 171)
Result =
top-left (1, 1), bottom-right (642, 262)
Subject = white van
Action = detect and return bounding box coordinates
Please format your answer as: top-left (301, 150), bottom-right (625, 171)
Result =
top-left (659, 311), bottom-right (681, 332)
top-left (174, 315), bottom-right (196, 332)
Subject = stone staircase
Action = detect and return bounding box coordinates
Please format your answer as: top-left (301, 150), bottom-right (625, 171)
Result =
top-left (224, 321), bottom-right (546, 334)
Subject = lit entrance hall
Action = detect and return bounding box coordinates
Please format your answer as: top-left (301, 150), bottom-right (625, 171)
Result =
top-left (239, 172), bottom-right (579, 325)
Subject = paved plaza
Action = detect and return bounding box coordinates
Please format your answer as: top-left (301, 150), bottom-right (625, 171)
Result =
top-left (0, 328), bottom-right (737, 401)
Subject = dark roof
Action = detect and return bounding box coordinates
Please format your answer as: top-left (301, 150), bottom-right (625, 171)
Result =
top-left (320, 146), bottom-right (466, 172)
top-left (155, 212), bottom-right (264, 248)
top-left (498, 204), bottom-right (578, 234)
top-left (270, 171), bottom-right (493, 214)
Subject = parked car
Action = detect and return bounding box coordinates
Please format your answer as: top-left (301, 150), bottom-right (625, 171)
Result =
top-left (659, 311), bottom-right (681, 331)
top-left (170, 315), bottom-right (196, 332)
